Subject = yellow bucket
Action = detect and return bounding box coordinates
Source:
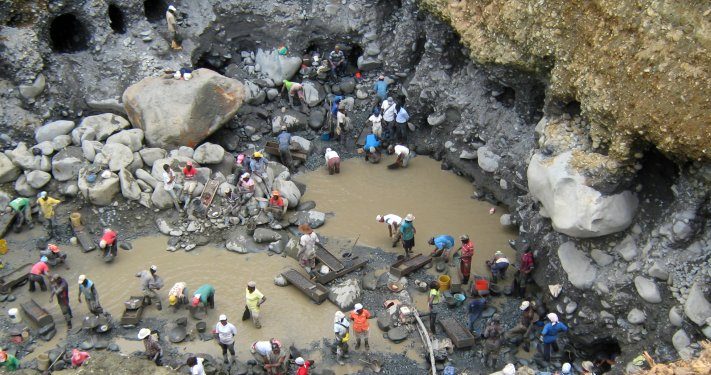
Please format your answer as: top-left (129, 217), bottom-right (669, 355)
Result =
top-left (70, 212), bottom-right (82, 228)
top-left (0, 239), bottom-right (7, 255)
top-left (37, 353), bottom-right (50, 371)
top-left (438, 275), bottom-right (451, 292)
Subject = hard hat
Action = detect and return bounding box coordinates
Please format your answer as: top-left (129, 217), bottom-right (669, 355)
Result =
top-left (137, 328), bottom-right (151, 340)
top-left (173, 71), bottom-right (181, 80)
top-left (183, 72), bottom-right (192, 81)
top-left (168, 5), bottom-right (177, 12)
top-left (253, 151), bottom-right (263, 158)
top-left (503, 363), bottom-right (516, 375)
top-left (169, 295), bottom-right (178, 306)
top-left (376, 215), bottom-right (383, 222)
top-left (519, 301), bottom-right (530, 310)
top-left (247, 281), bottom-right (256, 287)
top-left (39, 191), bottom-right (47, 198)
top-left (99, 240), bottom-right (107, 249)
top-left (219, 314), bottom-right (227, 321)
top-left (78, 275), bottom-right (86, 284)
top-left (272, 190), bottom-right (280, 196)
top-left (40, 256), bottom-right (48, 263)
top-left (48, 244), bottom-right (59, 253)
top-left (150, 265), bottom-right (158, 272)
top-left (295, 357), bottom-right (305, 365)
top-left (192, 296), bottom-right (200, 307)
top-left (354, 303), bottom-right (363, 311)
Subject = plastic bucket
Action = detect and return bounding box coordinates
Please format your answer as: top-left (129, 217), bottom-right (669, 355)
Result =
top-left (70, 212), bottom-right (82, 227)
top-left (475, 279), bottom-right (489, 293)
top-left (8, 308), bottom-right (21, 323)
top-left (438, 275), bottom-right (451, 292)
top-left (37, 353), bottom-right (50, 371)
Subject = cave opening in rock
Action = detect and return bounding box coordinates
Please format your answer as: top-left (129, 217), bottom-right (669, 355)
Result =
top-left (194, 51), bottom-right (229, 75)
top-left (49, 14), bottom-right (90, 53)
top-left (564, 100), bottom-right (582, 117)
top-left (634, 145), bottom-right (679, 216)
top-left (143, 0), bottom-right (168, 22)
top-left (108, 4), bottom-right (126, 34)
top-left (348, 44), bottom-right (363, 73)
top-left (494, 86), bottom-right (516, 108)
top-left (579, 338), bottom-right (622, 374)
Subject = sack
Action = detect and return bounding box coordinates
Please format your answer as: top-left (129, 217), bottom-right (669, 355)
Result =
top-left (242, 305), bottom-right (251, 321)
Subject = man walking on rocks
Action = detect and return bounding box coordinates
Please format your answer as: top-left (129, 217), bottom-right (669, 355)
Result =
top-left (513, 245), bottom-right (534, 298)
top-left (350, 303), bottom-right (372, 351)
top-left (37, 191), bottom-right (60, 238)
top-left (78, 274), bottom-right (103, 315)
top-left (324, 148), bottom-right (340, 175)
top-left (277, 126), bottom-right (293, 171)
top-left (245, 281), bottom-right (266, 328)
top-left (427, 280), bottom-right (442, 334)
top-left (214, 314), bottom-right (237, 364)
top-left (333, 311), bottom-right (350, 365)
top-left (376, 214), bottom-right (402, 247)
top-left (373, 75), bottom-right (389, 101)
top-left (483, 313), bottom-right (503, 368)
top-left (166, 5), bottom-right (181, 50)
top-left (162, 164), bottom-right (183, 212)
top-left (399, 214), bottom-right (416, 258)
top-left (137, 265), bottom-right (164, 310)
top-left (298, 224), bottom-right (319, 278)
top-left (539, 313), bottom-right (568, 362)
top-left (49, 274), bottom-right (72, 330)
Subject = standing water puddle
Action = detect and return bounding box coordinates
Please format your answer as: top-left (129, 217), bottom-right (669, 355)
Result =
top-left (4, 156), bottom-right (518, 372)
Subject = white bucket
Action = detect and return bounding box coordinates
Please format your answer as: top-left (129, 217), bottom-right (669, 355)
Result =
top-left (8, 307), bottom-right (21, 323)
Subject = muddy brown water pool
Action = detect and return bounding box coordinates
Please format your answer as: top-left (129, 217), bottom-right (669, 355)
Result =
top-left (2, 156), bottom-right (518, 373)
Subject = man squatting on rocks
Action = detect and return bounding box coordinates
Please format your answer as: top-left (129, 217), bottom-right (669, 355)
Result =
top-left (251, 338), bottom-right (287, 374)
top-left (138, 328), bottom-right (163, 365)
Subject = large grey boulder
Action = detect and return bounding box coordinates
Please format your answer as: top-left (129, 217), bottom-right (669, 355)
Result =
top-left (528, 151), bottom-right (638, 238)
top-left (119, 169), bottom-right (141, 201)
top-left (253, 228), bottom-right (282, 243)
top-left (0, 153), bottom-right (21, 183)
top-left (100, 143), bottom-right (134, 172)
top-left (51, 135), bottom-right (73, 150)
top-left (477, 146), bottom-right (500, 172)
top-left (123, 69), bottom-right (245, 148)
top-left (139, 148), bottom-right (167, 167)
top-left (328, 278), bottom-right (362, 310)
top-left (135, 168), bottom-right (159, 189)
top-left (302, 81), bottom-right (325, 107)
top-left (81, 140), bottom-right (100, 162)
top-left (77, 170), bottom-right (120, 206)
top-left (627, 308), bottom-right (646, 325)
top-left (8, 143), bottom-right (44, 171)
top-left (226, 230), bottom-right (250, 254)
top-left (151, 183), bottom-right (176, 210)
top-left (106, 129), bottom-right (144, 152)
top-left (193, 143), bottom-right (225, 164)
top-left (14, 175), bottom-right (36, 197)
top-left (273, 178), bottom-right (301, 208)
top-left (72, 113), bottom-right (130, 144)
top-left (290, 136), bottom-right (312, 154)
top-left (34, 141), bottom-right (55, 156)
top-left (51, 147), bottom-right (84, 182)
top-left (36, 120), bottom-right (75, 143)
top-left (672, 329), bottom-right (691, 356)
top-left (254, 48), bottom-right (301, 83)
top-left (25, 170), bottom-right (51, 189)
top-left (271, 110), bottom-right (309, 134)
top-left (684, 282), bottom-right (711, 326)
top-left (557, 242), bottom-right (597, 290)
top-left (633, 276), bottom-right (662, 303)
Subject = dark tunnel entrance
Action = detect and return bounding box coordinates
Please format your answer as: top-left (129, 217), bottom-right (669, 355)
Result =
top-left (108, 4), bottom-right (127, 34)
top-left (143, 0), bottom-right (168, 22)
top-left (49, 14), bottom-right (90, 53)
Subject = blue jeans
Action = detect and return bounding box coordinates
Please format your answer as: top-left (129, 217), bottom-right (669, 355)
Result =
top-left (468, 310), bottom-right (483, 333)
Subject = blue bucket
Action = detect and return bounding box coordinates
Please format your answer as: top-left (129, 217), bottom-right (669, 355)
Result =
top-left (321, 133), bottom-right (330, 141)
top-left (454, 293), bottom-right (466, 306)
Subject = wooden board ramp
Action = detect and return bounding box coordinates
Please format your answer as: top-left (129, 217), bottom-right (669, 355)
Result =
top-left (200, 179), bottom-right (220, 208)
top-left (0, 262), bottom-right (32, 295)
top-left (265, 141), bottom-right (308, 161)
top-left (70, 217), bottom-right (96, 253)
top-left (440, 317), bottom-right (476, 348)
top-left (281, 269), bottom-right (329, 304)
top-left (390, 254), bottom-right (432, 277)
top-left (448, 266), bottom-right (462, 293)
top-left (316, 256), bottom-right (368, 284)
top-left (315, 243), bottom-right (345, 272)
top-left (21, 298), bottom-right (54, 328)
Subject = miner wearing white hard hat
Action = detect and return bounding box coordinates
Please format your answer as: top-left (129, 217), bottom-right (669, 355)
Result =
top-left (214, 314), bottom-right (237, 364)
top-left (78, 274), bottom-right (103, 315)
top-left (136, 265), bottom-right (164, 311)
top-left (138, 327), bottom-right (163, 365)
top-left (349, 303), bottom-right (372, 351)
top-left (504, 300), bottom-right (539, 351)
top-left (375, 213), bottom-right (402, 247)
top-left (165, 5), bottom-right (181, 50)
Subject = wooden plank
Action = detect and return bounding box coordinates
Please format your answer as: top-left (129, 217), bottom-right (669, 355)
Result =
top-left (264, 141), bottom-right (308, 161)
top-left (390, 254), bottom-right (432, 277)
top-left (0, 262), bottom-right (32, 294)
top-left (315, 243), bottom-right (345, 272)
top-left (21, 298), bottom-right (54, 327)
top-left (316, 256), bottom-right (368, 284)
top-left (281, 269), bottom-right (328, 303)
top-left (120, 296), bottom-right (145, 326)
top-left (200, 179), bottom-right (220, 208)
top-left (440, 317), bottom-right (476, 348)
top-left (74, 228), bottom-right (96, 253)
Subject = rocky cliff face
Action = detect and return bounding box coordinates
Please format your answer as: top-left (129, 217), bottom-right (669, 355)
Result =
top-left (422, 0), bottom-right (710, 163)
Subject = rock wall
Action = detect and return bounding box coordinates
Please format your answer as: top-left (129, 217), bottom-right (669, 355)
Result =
top-left (421, 0), bottom-right (710, 163)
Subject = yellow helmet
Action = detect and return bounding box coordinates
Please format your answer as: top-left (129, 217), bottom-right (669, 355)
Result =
top-left (253, 151), bottom-right (263, 158)
top-left (168, 295), bottom-right (178, 306)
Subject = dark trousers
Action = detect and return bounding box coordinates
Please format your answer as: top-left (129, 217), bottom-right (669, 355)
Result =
top-left (58, 301), bottom-right (73, 326)
top-left (429, 311), bottom-right (438, 334)
top-left (539, 340), bottom-right (559, 361)
top-left (29, 274), bottom-right (47, 292)
top-left (279, 148), bottom-right (293, 170)
top-left (396, 122), bottom-right (408, 143)
top-left (220, 342), bottom-right (235, 356)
